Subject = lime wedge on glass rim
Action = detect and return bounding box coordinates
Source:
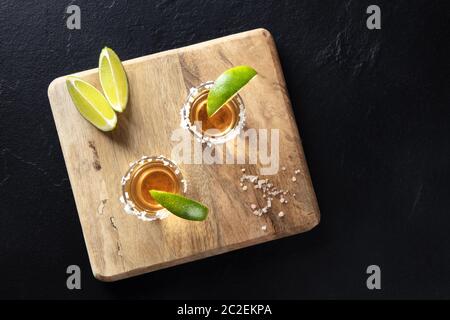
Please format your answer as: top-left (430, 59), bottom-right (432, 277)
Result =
top-left (207, 65), bottom-right (257, 117)
top-left (99, 47), bottom-right (129, 112)
top-left (149, 190), bottom-right (209, 221)
top-left (66, 76), bottom-right (117, 131)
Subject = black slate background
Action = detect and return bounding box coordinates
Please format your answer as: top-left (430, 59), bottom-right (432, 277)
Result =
top-left (0, 0), bottom-right (449, 299)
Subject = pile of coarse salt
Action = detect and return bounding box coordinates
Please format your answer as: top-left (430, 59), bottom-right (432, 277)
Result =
top-left (240, 167), bottom-right (301, 218)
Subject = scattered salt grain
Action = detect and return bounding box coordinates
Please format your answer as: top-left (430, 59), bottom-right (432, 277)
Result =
top-left (239, 166), bottom-right (297, 217)
top-left (278, 211), bottom-right (285, 218)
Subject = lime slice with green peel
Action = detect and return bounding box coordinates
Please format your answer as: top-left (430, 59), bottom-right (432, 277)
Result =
top-left (99, 47), bottom-right (129, 112)
top-left (149, 190), bottom-right (209, 221)
top-left (66, 76), bottom-right (117, 131)
top-left (207, 65), bottom-right (257, 117)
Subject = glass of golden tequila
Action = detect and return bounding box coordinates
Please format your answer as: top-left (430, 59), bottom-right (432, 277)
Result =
top-left (181, 81), bottom-right (245, 145)
top-left (120, 156), bottom-right (187, 221)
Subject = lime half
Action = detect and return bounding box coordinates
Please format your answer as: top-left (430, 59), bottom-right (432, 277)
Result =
top-left (66, 76), bottom-right (117, 131)
top-left (207, 65), bottom-right (257, 117)
top-left (99, 47), bottom-right (129, 112)
top-left (149, 190), bottom-right (209, 221)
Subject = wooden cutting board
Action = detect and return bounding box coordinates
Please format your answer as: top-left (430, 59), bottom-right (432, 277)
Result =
top-left (47, 28), bottom-right (320, 281)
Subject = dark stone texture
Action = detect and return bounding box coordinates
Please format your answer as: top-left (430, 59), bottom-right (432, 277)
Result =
top-left (0, 0), bottom-right (449, 299)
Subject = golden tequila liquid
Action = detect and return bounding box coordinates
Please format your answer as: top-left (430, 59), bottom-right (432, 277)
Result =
top-left (181, 81), bottom-right (245, 145)
top-left (121, 156), bottom-right (185, 220)
top-left (189, 89), bottom-right (239, 137)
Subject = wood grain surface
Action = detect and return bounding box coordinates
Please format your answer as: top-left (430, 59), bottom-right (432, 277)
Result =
top-left (47, 28), bottom-right (320, 281)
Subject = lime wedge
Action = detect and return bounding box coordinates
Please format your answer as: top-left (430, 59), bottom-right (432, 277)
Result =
top-left (149, 190), bottom-right (209, 221)
top-left (66, 76), bottom-right (117, 131)
top-left (207, 65), bottom-right (257, 117)
top-left (99, 47), bottom-right (128, 112)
